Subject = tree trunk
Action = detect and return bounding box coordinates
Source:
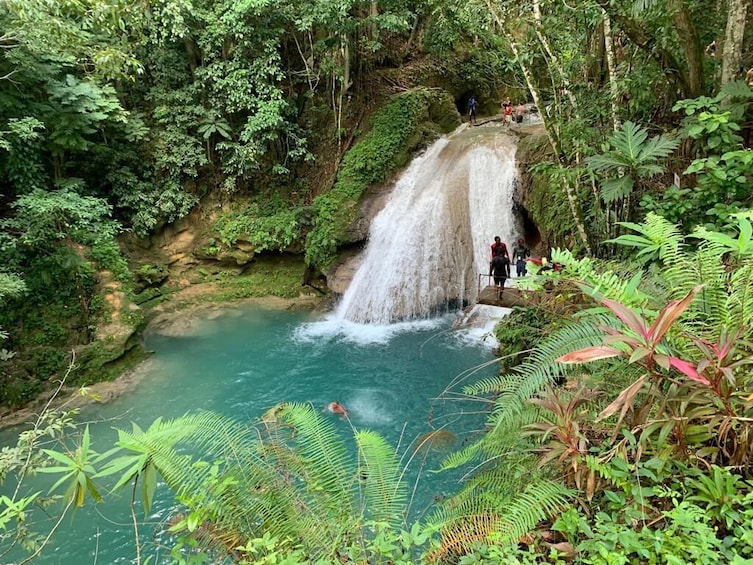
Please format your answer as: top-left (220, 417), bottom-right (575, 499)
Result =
top-left (602, 8), bottom-right (621, 132)
top-left (532, 0), bottom-right (580, 118)
top-left (721, 0), bottom-right (749, 85)
top-left (601, 2), bottom-right (690, 98)
top-left (487, 2), bottom-right (592, 255)
top-left (668, 0), bottom-right (704, 97)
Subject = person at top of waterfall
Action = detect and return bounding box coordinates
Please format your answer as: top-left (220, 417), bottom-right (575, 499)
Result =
top-left (468, 96), bottom-right (478, 124)
top-left (511, 238), bottom-right (530, 277)
top-left (515, 103), bottom-right (525, 124)
top-left (489, 252), bottom-right (510, 292)
top-left (490, 236), bottom-right (509, 260)
top-left (504, 101), bottom-right (514, 124)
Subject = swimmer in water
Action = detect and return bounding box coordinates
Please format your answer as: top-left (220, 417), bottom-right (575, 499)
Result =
top-left (323, 401), bottom-right (349, 417)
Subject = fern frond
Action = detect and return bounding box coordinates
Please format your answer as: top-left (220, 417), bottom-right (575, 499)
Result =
top-left (727, 262), bottom-right (753, 331)
top-left (106, 407), bottom-right (406, 561)
top-left (355, 429), bottom-right (406, 527)
top-left (552, 250), bottom-right (649, 306)
top-left (611, 213), bottom-right (684, 266)
top-left (279, 403), bottom-right (355, 505)
top-left (425, 479), bottom-right (571, 561)
top-left (466, 319), bottom-right (606, 433)
top-left (435, 440), bottom-right (485, 471)
top-left (494, 480), bottom-right (573, 544)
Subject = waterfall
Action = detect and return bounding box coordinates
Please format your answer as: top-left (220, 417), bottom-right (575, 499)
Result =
top-left (335, 125), bottom-right (519, 324)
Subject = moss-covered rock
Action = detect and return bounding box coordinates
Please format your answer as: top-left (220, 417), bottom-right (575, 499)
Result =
top-left (72, 330), bottom-right (149, 386)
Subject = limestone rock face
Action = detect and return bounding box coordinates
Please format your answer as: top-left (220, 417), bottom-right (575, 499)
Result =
top-left (326, 249), bottom-right (364, 295)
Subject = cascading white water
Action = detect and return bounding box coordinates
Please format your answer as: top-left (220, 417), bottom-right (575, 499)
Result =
top-left (335, 125), bottom-right (519, 324)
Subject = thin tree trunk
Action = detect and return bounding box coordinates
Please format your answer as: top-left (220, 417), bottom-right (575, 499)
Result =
top-left (721, 0), bottom-right (748, 85)
top-left (602, 8), bottom-right (621, 132)
top-left (532, 0), bottom-right (580, 118)
top-left (488, 3), bottom-right (591, 254)
top-left (336, 34), bottom-right (351, 152)
top-left (529, 0), bottom-right (592, 254)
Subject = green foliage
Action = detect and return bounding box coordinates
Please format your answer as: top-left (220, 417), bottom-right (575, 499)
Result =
top-left (214, 203), bottom-right (306, 252)
top-left (2, 189), bottom-right (117, 253)
top-left (492, 306), bottom-right (558, 374)
top-left (526, 161), bottom-right (590, 252)
top-left (45, 75), bottom-right (128, 157)
top-left (0, 404), bottom-right (81, 560)
top-left (672, 82), bottom-right (752, 153)
top-left (214, 254), bottom-right (312, 300)
top-left (0, 117), bottom-right (47, 194)
top-left (450, 212), bottom-right (753, 562)
top-left (586, 121), bottom-right (680, 204)
top-left (577, 501), bottom-right (727, 564)
top-left (39, 425), bottom-right (103, 507)
top-left (305, 87), bottom-right (460, 269)
top-left (641, 85), bottom-right (753, 231)
top-left (98, 405), bottom-right (409, 562)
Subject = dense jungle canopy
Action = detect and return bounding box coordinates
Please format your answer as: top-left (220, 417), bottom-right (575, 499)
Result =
top-left (2, 0), bottom-right (753, 563)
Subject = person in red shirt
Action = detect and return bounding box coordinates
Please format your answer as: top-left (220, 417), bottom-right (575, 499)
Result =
top-left (490, 236), bottom-right (509, 260)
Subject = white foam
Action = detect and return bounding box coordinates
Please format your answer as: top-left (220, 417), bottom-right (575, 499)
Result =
top-left (451, 304), bottom-right (510, 347)
top-left (294, 313), bottom-right (449, 345)
top-left (343, 389), bottom-right (395, 425)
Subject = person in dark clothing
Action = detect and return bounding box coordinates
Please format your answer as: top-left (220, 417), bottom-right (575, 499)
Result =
top-left (490, 236), bottom-right (509, 260)
top-left (490, 253), bottom-right (510, 295)
top-left (468, 96), bottom-right (478, 124)
top-left (511, 238), bottom-right (530, 277)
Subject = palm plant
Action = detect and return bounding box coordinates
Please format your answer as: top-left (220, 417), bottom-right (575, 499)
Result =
top-left (97, 404), bottom-right (407, 562)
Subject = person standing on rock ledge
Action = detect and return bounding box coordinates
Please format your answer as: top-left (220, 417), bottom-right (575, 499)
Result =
top-left (468, 95), bottom-right (478, 124)
top-left (511, 238), bottom-right (530, 277)
top-left (489, 253), bottom-right (510, 296)
top-left (490, 236), bottom-right (509, 260)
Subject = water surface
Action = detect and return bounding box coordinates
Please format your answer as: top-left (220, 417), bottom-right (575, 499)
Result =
top-left (6, 305), bottom-right (501, 564)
